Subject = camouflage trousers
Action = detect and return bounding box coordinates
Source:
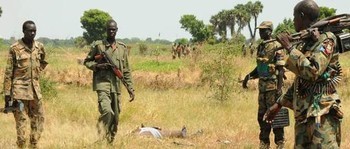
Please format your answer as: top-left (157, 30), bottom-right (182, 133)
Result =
top-left (295, 114), bottom-right (341, 148)
top-left (13, 98), bottom-right (44, 148)
top-left (96, 90), bottom-right (120, 142)
top-left (257, 90), bottom-right (284, 145)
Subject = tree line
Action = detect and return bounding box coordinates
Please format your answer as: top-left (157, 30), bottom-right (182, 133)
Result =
top-left (179, 1), bottom-right (339, 43)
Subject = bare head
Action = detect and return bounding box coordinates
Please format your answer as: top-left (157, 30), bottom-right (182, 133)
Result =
top-left (293, 0), bottom-right (320, 31)
top-left (106, 19), bottom-right (118, 40)
top-left (22, 20), bottom-right (36, 42)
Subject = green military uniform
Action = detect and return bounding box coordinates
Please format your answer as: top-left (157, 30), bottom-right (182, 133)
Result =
top-left (251, 40), bottom-right (286, 148)
top-left (278, 32), bottom-right (342, 148)
top-left (247, 21), bottom-right (286, 149)
top-left (3, 39), bottom-right (47, 148)
top-left (84, 39), bottom-right (134, 142)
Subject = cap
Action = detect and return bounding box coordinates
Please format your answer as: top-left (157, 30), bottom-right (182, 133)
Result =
top-left (256, 21), bottom-right (273, 30)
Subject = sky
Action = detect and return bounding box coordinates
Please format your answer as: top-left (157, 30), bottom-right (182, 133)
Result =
top-left (0, 0), bottom-right (348, 41)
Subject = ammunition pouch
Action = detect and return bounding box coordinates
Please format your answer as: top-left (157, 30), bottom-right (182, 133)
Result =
top-left (272, 107), bottom-right (290, 128)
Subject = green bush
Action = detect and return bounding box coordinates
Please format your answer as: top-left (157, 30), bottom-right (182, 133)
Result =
top-left (139, 43), bottom-right (148, 55)
top-left (40, 76), bottom-right (58, 99)
top-left (200, 47), bottom-right (235, 102)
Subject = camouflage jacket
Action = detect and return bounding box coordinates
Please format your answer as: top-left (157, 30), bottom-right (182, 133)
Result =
top-left (278, 32), bottom-right (343, 124)
top-left (3, 39), bottom-right (48, 100)
top-left (251, 40), bottom-right (285, 92)
top-left (84, 39), bottom-right (134, 93)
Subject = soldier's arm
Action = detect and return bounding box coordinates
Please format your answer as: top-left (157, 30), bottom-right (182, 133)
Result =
top-left (276, 83), bottom-right (294, 109)
top-left (275, 47), bottom-right (286, 93)
top-left (287, 32), bottom-right (336, 81)
top-left (248, 67), bottom-right (259, 79)
top-left (122, 47), bottom-right (134, 90)
top-left (84, 44), bottom-right (98, 71)
top-left (3, 48), bottom-right (15, 96)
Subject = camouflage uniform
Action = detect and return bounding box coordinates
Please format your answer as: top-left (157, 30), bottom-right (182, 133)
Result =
top-left (3, 39), bottom-right (47, 148)
top-left (278, 32), bottom-right (342, 148)
top-left (247, 21), bottom-right (286, 148)
top-left (84, 39), bottom-right (134, 142)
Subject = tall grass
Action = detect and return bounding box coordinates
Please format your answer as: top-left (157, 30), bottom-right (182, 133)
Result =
top-left (0, 45), bottom-right (349, 148)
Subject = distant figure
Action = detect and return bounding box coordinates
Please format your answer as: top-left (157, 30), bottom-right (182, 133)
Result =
top-left (3, 20), bottom-right (48, 148)
top-left (176, 44), bottom-right (183, 59)
top-left (249, 42), bottom-right (255, 57)
top-left (172, 43), bottom-right (177, 59)
top-left (183, 44), bottom-right (191, 57)
top-left (242, 44), bottom-right (247, 57)
top-left (83, 19), bottom-right (135, 144)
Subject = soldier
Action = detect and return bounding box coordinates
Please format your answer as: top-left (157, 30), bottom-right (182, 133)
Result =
top-left (242, 21), bottom-right (286, 149)
top-left (249, 42), bottom-right (255, 57)
top-left (172, 43), bottom-right (177, 59)
top-left (242, 44), bottom-right (247, 57)
top-left (264, 0), bottom-right (343, 148)
top-left (83, 19), bottom-right (135, 144)
top-left (3, 20), bottom-right (47, 148)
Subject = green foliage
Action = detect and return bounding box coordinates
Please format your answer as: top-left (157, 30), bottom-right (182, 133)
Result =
top-left (179, 15), bottom-right (213, 42)
top-left (80, 9), bottom-right (112, 44)
top-left (40, 76), bottom-right (58, 99)
top-left (0, 7), bottom-right (2, 17)
top-left (319, 6), bottom-right (337, 19)
top-left (74, 36), bottom-right (87, 48)
top-left (273, 18), bottom-right (295, 36)
top-left (133, 60), bottom-right (184, 73)
top-left (200, 47), bottom-right (235, 102)
top-left (138, 42), bottom-right (148, 55)
top-left (174, 38), bottom-right (189, 45)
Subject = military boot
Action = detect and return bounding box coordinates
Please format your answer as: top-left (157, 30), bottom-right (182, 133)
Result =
top-left (276, 140), bottom-right (285, 149)
top-left (259, 142), bottom-right (270, 149)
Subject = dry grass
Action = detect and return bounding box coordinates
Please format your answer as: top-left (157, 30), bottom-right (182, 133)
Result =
top-left (0, 47), bottom-right (349, 148)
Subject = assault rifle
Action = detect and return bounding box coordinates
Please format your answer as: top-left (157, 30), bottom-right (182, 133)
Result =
top-left (264, 14), bottom-right (350, 53)
top-left (95, 51), bottom-right (135, 102)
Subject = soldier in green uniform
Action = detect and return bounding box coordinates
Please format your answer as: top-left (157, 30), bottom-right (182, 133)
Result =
top-left (242, 21), bottom-right (286, 149)
top-left (3, 20), bottom-right (47, 148)
top-left (84, 19), bottom-right (135, 144)
top-left (264, 0), bottom-right (343, 148)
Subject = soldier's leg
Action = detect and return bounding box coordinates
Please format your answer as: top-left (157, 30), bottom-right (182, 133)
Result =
top-left (28, 96), bottom-right (44, 147)
top-left (13, 100), bottom-right (29, 148)
top-left (310, 114), bottom-right (340, 148)
top-left (108, 92), bottom-right (120, 143)
top-left (266, 90), bottom-right (285, 146)
top-left (257, 92), bottom-right (271, 148)
top-left (295, 120), bottom-right (312, 148)
top-left (96, 90), bottom-right (114, 140)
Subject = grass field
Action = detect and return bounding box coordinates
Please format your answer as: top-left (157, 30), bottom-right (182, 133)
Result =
top-left (0, 44), bottom-right (349, 148)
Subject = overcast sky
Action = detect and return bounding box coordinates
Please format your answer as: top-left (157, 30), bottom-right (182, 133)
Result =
top-left (0, 0), bottom-right (348, 41)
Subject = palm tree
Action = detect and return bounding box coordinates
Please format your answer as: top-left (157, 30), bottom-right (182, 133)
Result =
top-left (234, 4), bottom-right (249, 35)
top-left (246, 1), bottom-right (263, 41)
top-left (210, 10), bottom-right (228, 41)
top-left (226, 9), bottom-right (237, 38)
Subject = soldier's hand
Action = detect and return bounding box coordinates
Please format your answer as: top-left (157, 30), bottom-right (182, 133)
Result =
top-left (276, 32), bottom-right (293, 53)
top-left (242, 75), bottom-right (250, 89)
top-left (128, 89), bottom-right (135, 102)
top-left (95, 63), bottom-right (111, 70)
top-left (263, 103), bottom-right (282, 123)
